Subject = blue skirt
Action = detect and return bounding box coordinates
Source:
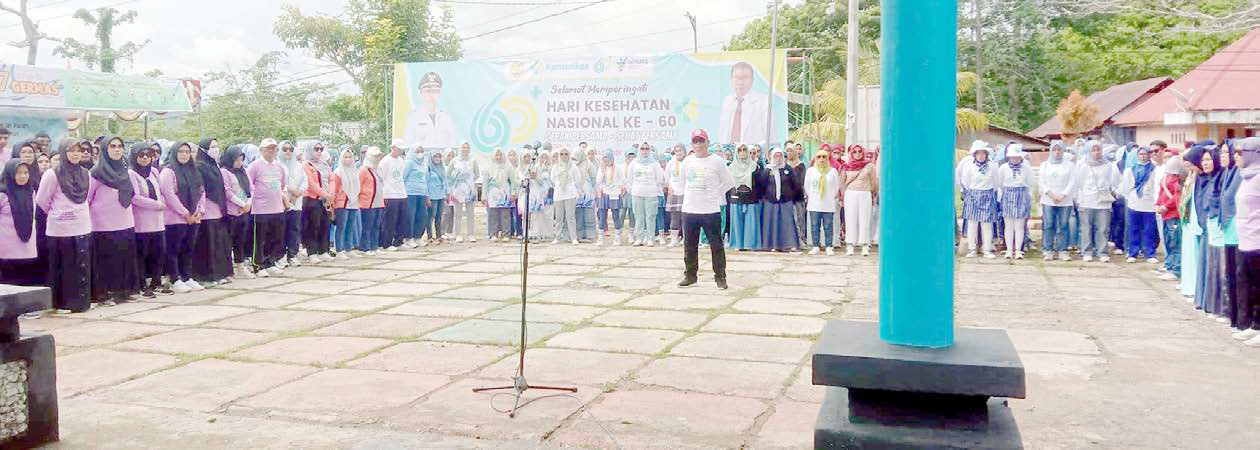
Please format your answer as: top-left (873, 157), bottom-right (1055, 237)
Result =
top-left (729, 203), bottom-right (762, 250)
top-left (760, 201), bottom-right (798, 250)
top-left (962, 189), bottom-right (998, 223)
top-left (1000, 187), bottom-right (1031, 219)
top-left (596, 195), bottom-right (622, 210)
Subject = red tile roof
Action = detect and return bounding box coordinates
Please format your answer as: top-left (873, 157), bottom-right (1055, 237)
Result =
top-left (1028, 76), bottom-right (1172, 138)
top-left (1114, 28), bottom-right (1260, 126)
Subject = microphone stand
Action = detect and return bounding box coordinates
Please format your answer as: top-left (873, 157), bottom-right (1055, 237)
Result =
top-left (473, 165), bottom-right (576, 418)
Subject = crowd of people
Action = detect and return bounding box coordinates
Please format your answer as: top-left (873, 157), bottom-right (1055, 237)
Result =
top-left (0, 126), bottom-right (1254, 340)
top-left (958, 136), bottom-right (1260, 346)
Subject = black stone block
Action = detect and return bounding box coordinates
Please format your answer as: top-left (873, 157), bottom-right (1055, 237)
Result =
top-left (0, 332), bottom-right (59, 449)
top-left (815, 387), bottom-right (1022, 450)
top-left (812, 320), bottom-right (1025, 399)
top-left (0, 285), bottom-right (52, 343)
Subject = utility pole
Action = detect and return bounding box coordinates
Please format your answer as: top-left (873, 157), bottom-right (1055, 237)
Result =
top-left (684, 12), bottom-right (698, 53)
top-left (765, 0), bottom-right (779, 148)
top-left (844, 0), bottom-right (859, 147)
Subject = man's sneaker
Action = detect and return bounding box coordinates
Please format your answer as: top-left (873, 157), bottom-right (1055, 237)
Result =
top-left (826, 247), bottom-right (836, 256)
top-left (678, 278), bottom-right (698, 287)
top-left (171, 281), bottom-right (191, 293)
top-left (715, 279), bottom-right (728, 290)
top-left (809, 248), bottom-right (819, 255)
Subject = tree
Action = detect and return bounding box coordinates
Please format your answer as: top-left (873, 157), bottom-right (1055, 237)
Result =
top-left (274, 0), bottom-right (462, 144)
top-left (1, 0), bottom-right (57, 65)
top-left (726, 0), bottom-right (882, 87)
top-left (53, 7), bottom-right (149, 72)
top-left (193, 51), bottom-right (334, 145)
top-left (792, 72), bottom-right (988, 146)
top-left (1055, 90), bottom-right (1100, 141)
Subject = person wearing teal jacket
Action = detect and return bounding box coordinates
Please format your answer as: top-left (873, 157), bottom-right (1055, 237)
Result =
top-left (424, 151), bottom-right (448, 242)
top-left (401, 145), bottom-right (429, 247)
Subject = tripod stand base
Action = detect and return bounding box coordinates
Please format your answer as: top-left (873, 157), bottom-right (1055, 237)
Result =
top-left (473, 376), bottom-right (578, 418)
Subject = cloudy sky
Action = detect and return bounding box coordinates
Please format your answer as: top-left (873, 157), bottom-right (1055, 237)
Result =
top-left (1, 0), bottom-right (789, 94)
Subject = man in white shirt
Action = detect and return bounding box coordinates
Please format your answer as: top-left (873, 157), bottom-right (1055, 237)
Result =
top-left (717, 62), bottom-right (768, 146)
top-left (680, 129), bottom-right (736, 289)
top-left (403, 72), bottom-right (457, 149)
top-left (379, 139), bottom-right (410, 250)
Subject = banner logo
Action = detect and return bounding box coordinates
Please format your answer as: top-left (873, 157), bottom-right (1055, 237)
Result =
top-left (470, 94), bottom-right (539, 150)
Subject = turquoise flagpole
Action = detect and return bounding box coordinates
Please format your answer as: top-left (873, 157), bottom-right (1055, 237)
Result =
top-left (878, 0), bottom-right (957, 348)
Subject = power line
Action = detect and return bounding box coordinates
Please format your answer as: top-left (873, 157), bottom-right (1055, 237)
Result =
top-left (482, 12), bottom-right (764, 60)
top-left (1, 0), bottom-right (141, 30)
top-left (458, 0), bottom-right (614, 41)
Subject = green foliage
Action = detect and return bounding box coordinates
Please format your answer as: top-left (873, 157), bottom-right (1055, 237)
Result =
top-left (190, 52), bottom-right (334, 145)
top-left (275, 0), bottom-right (462, 146)
top-left (725, 0), bottom-right (881, 85)
top-left (53, 7), bottom-right (149, 73)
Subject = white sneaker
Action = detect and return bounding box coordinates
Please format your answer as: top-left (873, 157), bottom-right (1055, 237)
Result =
top-left (1126, 257), bottom-right (1137, 263)
top-left (1015, 251), bottom-right (1025, 260)
top-left (613, 237), bottom-right (621, 246)
top-left (1245, 335), bottom-right (1260, 347)
top-left (337, 253), bottom-right (350, 261)
top-left (551, 238), bottom-right (560, 244)
top-left (809, 248), bottom-right (820, 255)
top-left (965, 251), bottom-right (977, 258)
top-left (1083, 255), bottom-right (1094, 262)
top-left (257, 268), bottom-right (271, 278)
top-left (983, 252), bottom-right (996, 259)
top-left (1043, 253), bottom-right (1054, 261)
top-left (456, 236), bottom-right (464, 243)
top-left (470, 237), bottom-right (477, 243)
top-left (669, 236), bottom-right (679, 247)
top-left (1059, 251), bottom-right (1071, 262)
top-left (861, 246), bottom-right (871, 257)
top-left (1233, 329), bottom-right (1260, 341)
top-left (1146, 258), bottom-right (1158, 264)
top-left (186, 280), bottom-right (205, 291)
top-left (289, 257), bottom-right (302, 267)
top-left (646, 239), bottom-right (655, 247)
top-left (826, 247), bottom-right (836, 256)
top-left (171, 280), bottom-right (191, 293)
top-left (595, 236), bottom-right (604, 246)
top-left (1113, 248), bottom-right (1124, 255)
top-left (1158, 273), bottom-right (1178, 281)
top-left (386, 246), bottom-right (398, 252)
top-left (1215, 316), bottom-right (1230, 324)
top-left (845, 245), bottom-right (855, 256)
top-left (1003, 250), bottom-right (1012, 259)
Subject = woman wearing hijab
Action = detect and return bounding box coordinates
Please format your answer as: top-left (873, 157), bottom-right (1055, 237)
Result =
top-left (1039, 141), bottom-right (1076, 261)
top-left (619, 148), bottom-right (637, 237)
top-left (128, 142), bottom-right (166, 298)
top-left (37, 139), bottom-right (94, 312)
top-left (727, 144), bottom-right (762, 250)
top-left (1074, 141), bottom-right (1122, 262)
top-left (1118, 147), bottom-right (1160, 263)
top-left (995, 144), bottom-right (1033, 260)
top-left (1155, 156), bottom-right (1185, 281)
top-left (401, 144), bottom-right (430, 248)
top-left (442, 148), bottom-right (457, 238)
top-left (358, 146), bottom-right (386, 254)
top-left (760, 147), bottom-right (801, 252)
top-left (448, 142), bottom-right (480, 243)
top-left (87, 135), bottom-right (139, 305)
top-left (1212, 142), bottom-right (1243, 327)
top-left (575, 147), bottom-right (598, 242)
top-left (219, 145), bottom-right (254, 277)
top-left (159, 142), bottom-right (205, 293)
top-left (0, 159), bottom-right (39, 287)
top-left (841, 144), bottom-right (878, 256)
top-left (483, 148), bottom-right (517, 241)
top-left (425, 150), bottom-right (449, 243)
top-left (1230, 137), bottom-right (1260, 346)
top-left (1179, 144), bottom-right (1206, 300)
top-left (1187, 143), bottom-right (1224, 314)
top-left (595, 149), bottom-right (625, 246)
top-left (829, 144), bottom-right (849, 247)
top-left (549, 146), bottom-right (583, 245)
top-left (1102, 144), bottom-right (1129, 256)
top-left (958, 141), bottom-right (999, 258)
top-left (805, 148), bottom-right (842, 255)
top-left (276, 141), bottom-right (307, 267)
top-left (331, 147), bottom-right (362, 258)
top-left (507, 148), bottom-right (523, 238)
top-left (664, 144), bottom-right (687, 247)
top-left (189, 138), bottom-right (234, 286)
top-left (301, 140), bottom-right (334, 262)
top-left (787, 143), bottom-right (809, 250)
top-left (625, 144), bottom-right (665, 247)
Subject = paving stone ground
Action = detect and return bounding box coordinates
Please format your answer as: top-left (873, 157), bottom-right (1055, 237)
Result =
top-left (29, 240), bottom-right (1260, 449)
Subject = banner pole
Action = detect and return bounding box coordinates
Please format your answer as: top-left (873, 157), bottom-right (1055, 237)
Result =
top-left (765, 0), bottom-right (780, 148)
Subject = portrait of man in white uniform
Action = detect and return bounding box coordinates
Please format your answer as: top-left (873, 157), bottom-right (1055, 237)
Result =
top-left (404, 71), bottom-right (457, 150)
top-left (717, 62), bottom-right (768, 146)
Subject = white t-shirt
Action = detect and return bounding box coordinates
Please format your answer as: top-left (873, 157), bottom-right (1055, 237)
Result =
top-left (628, 162), bottom-right (665, 197)
top-left (378, 154), bottom-right (408, 199)
top-left (681, 154), bottom-right (735, 214)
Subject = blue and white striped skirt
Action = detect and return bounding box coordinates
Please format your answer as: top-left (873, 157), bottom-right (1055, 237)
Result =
top-left (596, 194), bottom-right (622, 210)
top-left (962, 188), bottom-right (998, 223)
top-left (1000, 187), bottom-right (1031, 219)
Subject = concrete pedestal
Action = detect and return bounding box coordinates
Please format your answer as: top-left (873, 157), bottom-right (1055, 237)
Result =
top-left (1, 285), bottom-right (59, 449)
top-left (812, 321), bottom-right (1025, 449)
